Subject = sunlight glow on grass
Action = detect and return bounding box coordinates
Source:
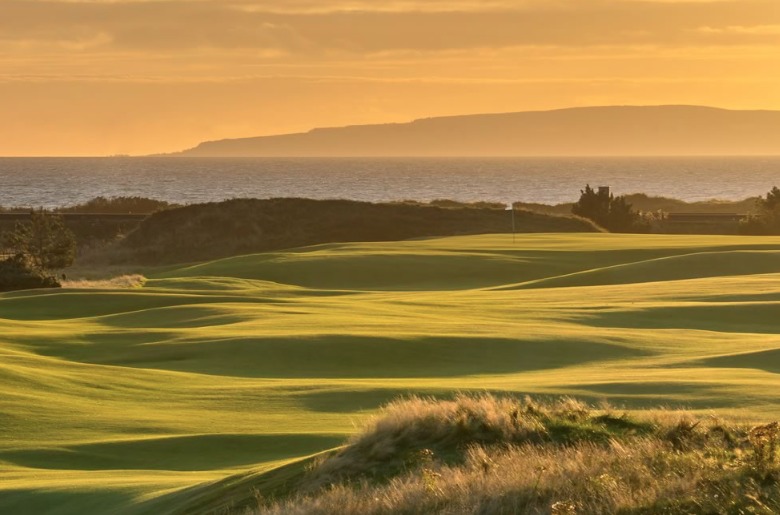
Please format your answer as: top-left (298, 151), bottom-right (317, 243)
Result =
top-left (2, 233), bottom-right (780, 513)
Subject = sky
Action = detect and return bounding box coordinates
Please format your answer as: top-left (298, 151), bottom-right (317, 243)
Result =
top-left (1, 0), bottom-right (779, 156)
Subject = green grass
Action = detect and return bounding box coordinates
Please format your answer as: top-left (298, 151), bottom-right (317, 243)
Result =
top-left (2, 233), bottom-right (780, 514)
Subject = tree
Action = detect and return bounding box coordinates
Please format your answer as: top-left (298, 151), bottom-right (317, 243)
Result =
top-left (572, 185), bottom-right (609, 226)
top-left (572, 185), bottom-right (641, 232)
top-left (741, 186), bottom-right (780, 234)
top-left (606, 195), bottom-right (641, 233)
top-left (760, 186), bottom-right (780, 212)
top-left (0, 254), bottom-right (61, 292)
top-left (9, 211), bottom-right (76, 272)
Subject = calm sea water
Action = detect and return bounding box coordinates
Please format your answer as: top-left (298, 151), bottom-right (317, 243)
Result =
top-left (2, 157), bottom-right (780, 209)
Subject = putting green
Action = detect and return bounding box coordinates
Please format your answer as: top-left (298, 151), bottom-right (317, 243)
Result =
top-left (2, 233), bottom-right (780, 514)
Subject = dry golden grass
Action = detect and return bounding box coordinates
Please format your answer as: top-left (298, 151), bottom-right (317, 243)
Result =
top-left (257, 395), bottom-right (780, 515)
top-left (61, 274), bottom-right (146, 289)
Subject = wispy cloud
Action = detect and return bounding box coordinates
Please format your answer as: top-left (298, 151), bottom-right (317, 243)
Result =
top-left (3, 0), bottom-right (779, 52)
top-left (2, 0), bottom-right (779, 154)
top-left (698, 24), bottom-right (780, 35)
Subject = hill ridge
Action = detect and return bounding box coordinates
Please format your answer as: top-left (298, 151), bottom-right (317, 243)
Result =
top-left (174, 105), bottom-right (780, 157)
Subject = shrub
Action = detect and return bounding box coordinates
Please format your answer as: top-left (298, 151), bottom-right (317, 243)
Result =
top-left (8, 211), bottom-right (76, 272)
top-left (572, 185), bottom-right (646, 233)
top-left (740, 186), bottom-right (780, 235)
top-left (0, 254), bottom-right (60, 292)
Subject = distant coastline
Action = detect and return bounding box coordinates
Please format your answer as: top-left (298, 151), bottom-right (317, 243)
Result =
top-left (172, 106), bottom-right (780, 157)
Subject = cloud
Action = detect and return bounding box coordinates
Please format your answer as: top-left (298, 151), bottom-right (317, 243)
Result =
top-left (2, 0), bottom-right (778, 54)
top-left (698, 24), bottom-right (780, 35)
top-left (2, 0), bottom-right (778, 154)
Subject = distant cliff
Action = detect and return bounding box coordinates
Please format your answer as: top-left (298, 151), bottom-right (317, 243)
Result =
top-left (173, 106), bottom-right (780, 157)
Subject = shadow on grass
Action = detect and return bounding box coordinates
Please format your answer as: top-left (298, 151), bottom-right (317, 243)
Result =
top-left (56, 335), bottom-right (647, 378)
top-left (296, 388), bottom-right (447, 413)
top-left (578, 302), bottom-right (780, 334)
top-left (0, 433), bottom-right (344, 472)
top-left (0, 488), bottom-right (141, 515)
top-left (561, 381), bottom-right (752, 410)
top-left (699, 348), bottom-right (780, 375)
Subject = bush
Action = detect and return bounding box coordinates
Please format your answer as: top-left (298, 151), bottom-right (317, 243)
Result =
top-left (0, 254), bottom-right (60, 292)
top-left (740, 186), bottom-right (780, 235)
top-left (8, 211), bottom-right (76, 272)
top-left (572, 185), bottom-right (646, 233)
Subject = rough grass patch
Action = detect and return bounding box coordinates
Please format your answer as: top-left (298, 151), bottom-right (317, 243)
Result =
top-left (62, 274), bottom-right (146, 289)
top-left (254, 394), bottom-right (780, 515)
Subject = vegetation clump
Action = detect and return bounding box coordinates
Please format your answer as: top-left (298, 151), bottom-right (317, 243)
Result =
top-left (518, 194), bottom-right (758, 218)
top-left (7, 211), bottom-right (76, 272)
top-left (0, 197), bottom-right (175, 251)
top-left (741, 186), bottom-right (780, 235)
top-left (0, 211), bottom-right (76, 291)
top-left (572, 185), bottom-right (647, 233)
top-left (56, 195), bottom-right (177, 214)
top-left (117, 198), bottom-right (599, 264)
top-left (0, 196), bottom-right (176, 215)
top-left (0, 253), bottom-right (61, 292)
top-left (255, 395), bottom-right (780, 515)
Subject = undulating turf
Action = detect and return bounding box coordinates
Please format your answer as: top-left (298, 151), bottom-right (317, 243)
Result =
top-left (2, 233), bottom-right (780, 514)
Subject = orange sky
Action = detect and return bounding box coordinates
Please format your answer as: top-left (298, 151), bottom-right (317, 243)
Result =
top-left (2, 0), bottom-right (779, 156)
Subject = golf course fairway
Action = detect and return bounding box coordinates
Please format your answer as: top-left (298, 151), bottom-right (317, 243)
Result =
top-left (2, 233), bottom-right (780, 514)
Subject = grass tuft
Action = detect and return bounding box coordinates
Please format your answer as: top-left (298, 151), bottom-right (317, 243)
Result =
top-left (256, 394), bottom-right (780, 515)
top-left (62, 273), bottom-right (146, 289)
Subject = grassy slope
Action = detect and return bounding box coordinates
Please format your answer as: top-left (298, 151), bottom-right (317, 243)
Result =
top-left (117, 198), bottom-right (598, 265)
top-left (2, 233), bottom-right (780, 514)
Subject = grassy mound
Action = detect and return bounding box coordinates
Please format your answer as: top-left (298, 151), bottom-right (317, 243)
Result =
top-left (118, 198), bottom-right (599, 264)
top-left (259, 395), bottom-right (780, 515)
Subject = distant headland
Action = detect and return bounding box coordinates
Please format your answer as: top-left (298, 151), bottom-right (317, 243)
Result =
top-left (170, 105), bottom-right (780, 157)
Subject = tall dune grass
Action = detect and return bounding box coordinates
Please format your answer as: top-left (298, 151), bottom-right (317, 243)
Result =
top-left (258, 395), bottom-right (780, 514)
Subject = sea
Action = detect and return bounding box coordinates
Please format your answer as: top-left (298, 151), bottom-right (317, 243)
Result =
top-left (2, 156), bottom-right (780, 209)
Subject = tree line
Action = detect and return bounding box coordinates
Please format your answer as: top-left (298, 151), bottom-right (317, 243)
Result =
top-left (571, 184), bottom-right (780, 235)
